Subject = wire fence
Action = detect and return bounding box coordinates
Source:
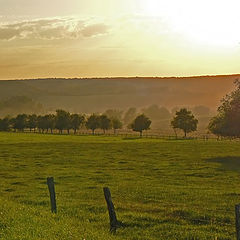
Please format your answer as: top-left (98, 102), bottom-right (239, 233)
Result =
top-left (18, 128), bottom-right (229, 141)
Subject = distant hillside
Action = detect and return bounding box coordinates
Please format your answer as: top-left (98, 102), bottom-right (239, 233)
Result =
top-left (0, 75), bottom-right (238, 113)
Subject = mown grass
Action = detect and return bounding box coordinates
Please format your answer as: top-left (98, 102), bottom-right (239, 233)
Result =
top-left (0, 132), bottom-right (239, 239)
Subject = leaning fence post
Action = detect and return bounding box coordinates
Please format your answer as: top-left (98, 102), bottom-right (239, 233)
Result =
top-left (47, 177), bottom-right (57, 213)
top-left (103, 187), bottom-right (119, 233)
top-left (235, 204), bottom-right (240, 240)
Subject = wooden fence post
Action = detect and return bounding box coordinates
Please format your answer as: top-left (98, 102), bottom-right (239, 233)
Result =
top-left (235, 204), bottom-right (240, 240)
top-left (47, 177), bottom-right (57, 213)
top-left (103, 187), bottom-right (119, 233)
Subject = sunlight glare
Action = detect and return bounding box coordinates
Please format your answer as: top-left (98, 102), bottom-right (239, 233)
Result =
top-left (139, 0), bottom-right (240, 46)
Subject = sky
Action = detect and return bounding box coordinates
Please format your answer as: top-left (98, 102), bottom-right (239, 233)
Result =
top-left (0, 0), bottom-right (240, 79)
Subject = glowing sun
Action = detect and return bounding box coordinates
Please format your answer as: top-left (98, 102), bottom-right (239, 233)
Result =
top-left (139, 0), bottom-right (240, 46)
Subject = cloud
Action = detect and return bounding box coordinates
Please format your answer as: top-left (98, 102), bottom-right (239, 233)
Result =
top-left (81, 23), bottom-right (109, 37)
top-left (0, 17), bottom-right (109, 41)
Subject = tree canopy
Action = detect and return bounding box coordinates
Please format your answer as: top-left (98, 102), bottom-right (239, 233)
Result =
top-left (86, 114), bottom-right (101, 135)
top-left (171, 108), bottom-right (198, 137)
top-left (130, 114), bottom-right (151, 137)
top-left (208, 79), bottom-right (240, 138)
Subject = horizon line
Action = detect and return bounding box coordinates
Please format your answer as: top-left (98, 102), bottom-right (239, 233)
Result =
top-left (0, 73), bottom-right (240, 81)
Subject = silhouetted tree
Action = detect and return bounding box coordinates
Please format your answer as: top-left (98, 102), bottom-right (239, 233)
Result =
top-left (12, 114), bottom-right (28, 132)
top-left (208, 115), bottom-right (226, 138)
top-left (55, 110), bottom-right (71, 134)
top-left (0, 117), bottom-right (10, 131)
top-left (112, 117), bottom-right (123, 135)
top-left (37, 115), bottom-right (47, 133)
top-left (130, 114), bottom-right (151, 137)
top-left (99, 115), bottom-right (112, 134)
top-left (86, 114), bottom-right (100, 135)
top-left (71, 114), bottom-right (85, 134)
top-left (45, 114), bottom-right (56, 134)
top-left (27, 114), bottom-right (38, 132)
top-left (171, 108), bottom-right (198, 137)
top-left (208, 79), bottom-right (240, 138)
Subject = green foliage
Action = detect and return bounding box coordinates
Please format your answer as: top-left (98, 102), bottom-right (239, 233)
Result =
top-left (86, 114), bottom-right (101, 134)
top-left (27, 114), bottom-right (38, 131)
top-left (130, 114), bottom-right (151, 136)
top-left (11, 114), bottom-right (28, 131)
top-left (0, 117), bottom-right (10, 131)
top-left (171, 108), bottom-right (198, 137)
top-left (70, 114), bottom-right (85, 134)
top-left (99, 115), bottom-right (112, 133)
top-left (111, 118), bottom-right (123, 134)
top-left (44, 114), bottom-right (56, 133)
top-left (55, 110), bottom-right (71, 134)
top-left (0, 132), bottom-right (238, 239)
top-left (209, 80), bottom-right (240, 137)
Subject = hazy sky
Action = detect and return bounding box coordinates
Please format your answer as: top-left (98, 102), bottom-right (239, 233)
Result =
top-left (1, 0), bottom-right (240, 79)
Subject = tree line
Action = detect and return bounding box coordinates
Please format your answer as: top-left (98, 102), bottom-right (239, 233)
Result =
top-left (0, 108), bottom-right (199, 137)
top-left (0, 110), bottom-right (153, 136)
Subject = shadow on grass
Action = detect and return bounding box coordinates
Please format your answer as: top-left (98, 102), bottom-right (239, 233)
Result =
top-left (207, 156), bottom-right (240, 172)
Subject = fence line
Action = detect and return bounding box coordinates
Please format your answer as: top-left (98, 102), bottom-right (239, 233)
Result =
top-left (11, 129), bottom-right (227, 141)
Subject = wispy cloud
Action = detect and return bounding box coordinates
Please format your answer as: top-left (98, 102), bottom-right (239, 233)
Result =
top-left (0, 17), bottom-right (109, 41)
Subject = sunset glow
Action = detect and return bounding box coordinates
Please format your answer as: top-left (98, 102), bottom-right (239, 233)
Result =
top-left (0, 0), bottom-right (240, 79)
top-left (140, 0), bottom-right (240, 46)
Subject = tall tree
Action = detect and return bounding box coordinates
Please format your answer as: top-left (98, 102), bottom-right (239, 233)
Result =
top-left (130, 114), bottom-right (151, 137)
top-left (99, 115), bottom-right (112, 134)
top-left (208, 79), bottom-right (240, 138)
top-left (12, 114), bottom-right (28, 132)
top-left (0, 117), bottom-right (10, 131)
top-left (111, 117), bottom-right (123, 135)
top-left (86, 114), bottom-right (100, 135)
top-left (45, 114), bottom-right (56, 134)
top-left (55, 110), bottom-right (71, 134)
top-left (27, 114), bottom-right (38, 132)
top-left (37, 115), bottom-right (47, 133)
top-left (171, 108), bottom-right (198, 137)
top-left (70, 114), bottom-right (85, 134)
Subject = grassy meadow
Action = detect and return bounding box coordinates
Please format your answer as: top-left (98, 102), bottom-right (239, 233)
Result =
top-left (0, 132), bottom-right (239, 239)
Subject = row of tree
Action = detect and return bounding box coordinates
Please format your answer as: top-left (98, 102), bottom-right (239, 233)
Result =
top-left (0, 110), bottom-right (153, 136)
top-left (0, 107), bottom-right (201, 137)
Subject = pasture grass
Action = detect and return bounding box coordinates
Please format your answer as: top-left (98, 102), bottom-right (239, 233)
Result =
top-left (0, 132), bottom-right (239, 239)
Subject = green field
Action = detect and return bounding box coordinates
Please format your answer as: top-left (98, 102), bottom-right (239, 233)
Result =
top-left (0, 132), bottom-right (239, 239)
